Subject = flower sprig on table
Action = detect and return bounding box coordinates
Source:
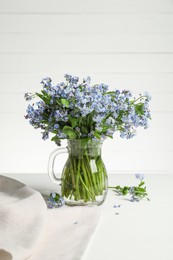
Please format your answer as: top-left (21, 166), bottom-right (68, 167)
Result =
top-left (24, 74), bottom-right (151, 146)
top-left (109, 174), bottom-right (149, 202)
top-left (47, 192), bottom-right (65, 208)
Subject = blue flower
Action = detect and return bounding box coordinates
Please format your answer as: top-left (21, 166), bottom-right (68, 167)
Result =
top-left (47, 192), bottom-right (65, 208)
top-left (41, 77), bottom-right (52, 88)
top-left (24, 92), bottom-right (34, 101)
top-left (144, 91), bottom-right (152, 101)
top-left (42, 131), bottom-right (49, 140)
top-left (135, 173), bottom-right (144, 181)
top-left (54, 124), bottom-right (59, 129)
top-left (64, 74), bottom-right (79, 84)
top-left (83, 76), bottom-right (91, 85)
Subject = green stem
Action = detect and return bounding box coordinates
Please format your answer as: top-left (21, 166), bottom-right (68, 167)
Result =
top-left (79, 175), bottom-right (95, 201)
top-left (61, 141), bottom-right (108, 204)
top-left (131, 95), bottom-right (147, 104)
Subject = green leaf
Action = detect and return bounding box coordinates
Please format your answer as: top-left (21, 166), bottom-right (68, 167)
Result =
top-left (135, 103), bottom-right (144, 116)
top-left (62, 126), bottom-right (77, 139)
top-left (68, 115), bottom-right (78, 128)
top-left (138, 187), bottom-right (146, 192)
top-left (36, 92), bottom-right (45, 101)
top-left (87, 113), bottom-right (94, 126)
top-left (81, 126), bottom-right (89, 134)
top-left (56, 99), bottom-right (61, 106)
top-left (36, 92), bottom-right (51, 105)
top-left (51, 136), bottom-right (59, 142)
top-left (122, 186), bottom-right (130, 195)
top-left (107, 135), bottom-right (113, 139)
top-left (115, 185), bottom-right (121, 190)
top-left (94, 131), bottom-right (101, 139)
top-left (104, 91), bottom-right (116, 95)
top-left (102, 112), bottom-right (112, 124)
top-left (139, 181), bottom-right (145, 187)
top-left (41, 90), bottom-right (48, 96)
top-left (61, 98), bottom-right (70, 108)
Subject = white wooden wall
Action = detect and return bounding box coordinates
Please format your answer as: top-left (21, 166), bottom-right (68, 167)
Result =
top-left (0, 0), bottom-right (173, 175)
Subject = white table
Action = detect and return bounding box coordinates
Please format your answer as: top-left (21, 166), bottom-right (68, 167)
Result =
top-left (3, 173), bottom-right (173, 260)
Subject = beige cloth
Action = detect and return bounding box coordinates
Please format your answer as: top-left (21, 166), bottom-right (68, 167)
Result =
top-left (0, 175), bottom-right (101, 260)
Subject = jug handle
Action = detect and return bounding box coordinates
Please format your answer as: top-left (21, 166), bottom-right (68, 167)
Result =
top-left (48, 147), bottom-right (68, 185)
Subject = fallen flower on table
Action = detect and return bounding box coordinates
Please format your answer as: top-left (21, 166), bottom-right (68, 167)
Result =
top-left (47, 192), bottom-right (65, 208)
top-left (113, 203), bottom-right (121, 208)
top-left (109, 174), bottom-right (150, 202)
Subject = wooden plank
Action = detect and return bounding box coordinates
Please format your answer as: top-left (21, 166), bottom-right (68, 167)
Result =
top-left (0, 150), bottom-right (172, 173)
top-left (0, 54), bottom-right (173, 74)
top-left (0, 14), bottom-right (173, 33)
top-left (1, 33), bottom-right (173, 53)
top-left (0, 73), bottom-right (172, 93)
top-left (103, 151), bottom-right (173, 172)
top-left (0, 0), bottom-right (173, 14)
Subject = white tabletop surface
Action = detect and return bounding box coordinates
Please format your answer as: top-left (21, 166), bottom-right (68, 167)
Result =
top-left (3, 173), bottom-right (173, 260)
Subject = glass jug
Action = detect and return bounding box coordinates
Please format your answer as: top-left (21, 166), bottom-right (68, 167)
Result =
top-left (48, 139), bottom-right (108, 206)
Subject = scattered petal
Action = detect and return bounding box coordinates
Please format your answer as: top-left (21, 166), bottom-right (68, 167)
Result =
top-left (113, 203), bottom-right (121, 208)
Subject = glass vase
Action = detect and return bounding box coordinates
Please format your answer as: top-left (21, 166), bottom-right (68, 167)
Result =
top-left (48, 139), bottom-right (108, 206)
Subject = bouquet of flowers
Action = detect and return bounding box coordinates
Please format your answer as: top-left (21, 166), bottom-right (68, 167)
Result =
top-left (24, 74), bottom-right (151, 205)
top-left (25, 74), bottom-right (151, 145)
